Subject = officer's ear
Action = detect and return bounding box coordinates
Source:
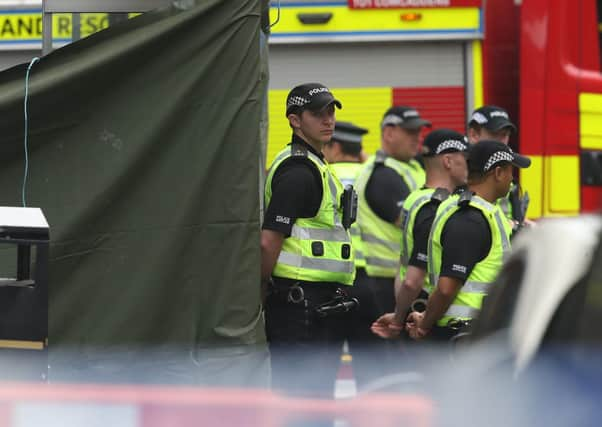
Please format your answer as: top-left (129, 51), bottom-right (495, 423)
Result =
top-left (382, 125), bottom-right (395, 143)
top-left (441, 153), bottom-right (453, 170)
top-left (467, 127), bottom-right (480, 144)
top-left (288, 112), bottom-right (302, 130)
top-left (492, 163), bottom-right (511, 181)
top-left (492, 165), bottom-right (504, 181)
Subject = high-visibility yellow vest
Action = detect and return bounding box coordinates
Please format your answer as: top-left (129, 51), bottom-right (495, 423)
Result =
top-left (399, 187), bottom-right (449, 294)
top-left (265, 144), bottom-right (355, 285)
top-left (355, 151), bottom-right (425, 277)
top-left (429, 192), bottom-right (512, 326)
top-left (497, 182), bottom-right (529, 226)
top-left (496, 182), bottom-right (516, 221)
top-left (330, 162), bottom-right (365, 270)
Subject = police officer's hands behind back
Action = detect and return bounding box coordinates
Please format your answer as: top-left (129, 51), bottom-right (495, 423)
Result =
top-left (406, 311), bottom-right (430, 340)
top-left (371, 313), bottom-right (404, 339)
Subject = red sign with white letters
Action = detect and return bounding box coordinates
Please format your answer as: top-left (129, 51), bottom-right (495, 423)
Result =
top-left (348, 0), bottom-right (482, 8)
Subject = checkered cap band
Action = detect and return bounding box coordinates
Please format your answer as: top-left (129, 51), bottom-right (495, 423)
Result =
top-left (484, 150), bottom-right (514, 171)
top-left (287, 96), bottom-right (309, 109)
top-left (381, 114), bottom-right (404, 127)
top-left (435, 139), bottom-right (467, 154)
top-left (471, 112), bottom-right (488, 124)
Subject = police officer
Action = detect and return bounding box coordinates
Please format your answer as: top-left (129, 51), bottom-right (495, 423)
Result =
top-left (406, 140), bottom-right (531, 341)
top-left (371, 129), bottom-right (469, 339)
top-left (323, 121), bottom-right (367, 170)
top-left (354, 106), bottom-right (430, 318)
top-left (323, 121), bottom-right (381, 386)
top-left (468, 105), bottom-right (529, 224)
top-left (323, 121), bottom-right (367, 269)
top-left (467, 105), bottom-right (516, 145)
top-left (261, 83), bottom-right (356, 396)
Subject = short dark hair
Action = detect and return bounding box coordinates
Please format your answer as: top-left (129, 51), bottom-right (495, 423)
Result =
top-left (325, 140), bottom-right (362, 157)
top-left (468, 161), bottom-right (512, 182)
top-left (338, 140), bottom-right (362, 157)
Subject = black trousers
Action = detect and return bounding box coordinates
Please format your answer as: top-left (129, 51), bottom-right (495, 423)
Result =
top-left (345, 269), bottom-right (399, 390)
top-left (265, 279), bottom-right (349, 398)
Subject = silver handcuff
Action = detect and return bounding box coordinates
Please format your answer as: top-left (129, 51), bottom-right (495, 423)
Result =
top-left (287, 283), bottom-right (305, 304)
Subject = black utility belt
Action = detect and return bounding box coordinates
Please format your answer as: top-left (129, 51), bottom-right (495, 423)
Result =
top-left (268, 280), bottom-right (358, 316)
top-left (435, 318), bottom-right (474, 333)
top-left (270, 280), bottom-right (341, 302)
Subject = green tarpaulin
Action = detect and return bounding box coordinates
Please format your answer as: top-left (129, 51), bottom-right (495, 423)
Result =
top-left (0, 0), bottom-right (266, 355)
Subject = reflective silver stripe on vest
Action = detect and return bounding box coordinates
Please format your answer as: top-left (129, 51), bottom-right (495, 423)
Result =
top-left (399, 167), bottom-right (417, 190)
top-left (355, 250), bottom-right (364, 259)
top-left (306, 151), bottom-right (344, 227)
top-left (498, 196), bottom-right (511, 216)
top-left (277, 251), bottom-right (354, 274)
top-left (444, 304), bottom-right (480, 319)
top-left (494, 210), bottom-right (511, 257)
top-left (401, 194), bottom-right (432, 265)
top-left (428, 201), bottom-right (458, 288)
top-left (268, 150), bottom-right (293, 175)
top-left (290, 225), bottom-right (350, 242)
top-left (470, 197), bottom-right (511, 256)
top-left (463, 281), bottom-right (490, 294)
top-left (350, 227), bottom-right (361, 236)
top-left (365, 256), bottom-right (399, 269)
top-left (361, 232), bottom-right (400, 252)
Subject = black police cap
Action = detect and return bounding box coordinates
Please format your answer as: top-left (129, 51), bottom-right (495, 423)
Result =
top-left (422, 129), bottom-right (468, 157)
top-left (332, 121), bottom-right (368, 145)
top-left (468, 140), bottom-right (531, 173)
top-left (285, 83), bottom-right (342, 116)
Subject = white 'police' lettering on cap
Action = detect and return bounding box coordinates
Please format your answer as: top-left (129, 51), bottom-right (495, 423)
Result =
top-left (490, 111), bottom-right (509, 119)
top-left (403, 110), bottom-right (419, 118)
top-left (436, 139), bottom-right (467, 154)
top-left (308, 87), bottom-right (329, 96)
top-left (471, 112), bottom-right (488, 124)
top-left (484, 151), bottom-right (514, 172)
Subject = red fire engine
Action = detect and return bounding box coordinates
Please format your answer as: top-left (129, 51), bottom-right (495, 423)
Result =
top-left (267, 0), bottom-right (602, 218)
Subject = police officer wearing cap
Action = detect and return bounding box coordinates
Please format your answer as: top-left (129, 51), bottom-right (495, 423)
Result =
top-left (468, 105), bottom-right (529, 225)
top-left (261, 83), bottom-right (356, 396)
top-left (406, 140), bottom-right (531, 341)
top-left (354, 106), bottom-right (430, 317)
top-left (371, 129), bottom-right (469, 339)
top-left (323, 121), bottom-right (368, 270)
top-left (323, 121), bottom-right (367, 168)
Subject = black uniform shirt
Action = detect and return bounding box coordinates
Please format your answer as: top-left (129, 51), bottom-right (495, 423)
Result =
top-left (438, 206), bottom-right (492, 283)
top-left (365, 163), bottom-right (411, 223)
top-left (262, 134), bottom-right (323, 237)
top-left (408, 200), bottom-right (439, 270)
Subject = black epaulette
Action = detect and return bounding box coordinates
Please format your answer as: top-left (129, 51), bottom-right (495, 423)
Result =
top-left (375, 150), bottom-right (387, 165)
top-left (431, 188), bottom-right (450, 204)
top-left (453, 185), bottom-right (468, 195)
top-left (457, 190), bottom-right (474, 208)
top-left (291, 143), bottom-right (308, 158)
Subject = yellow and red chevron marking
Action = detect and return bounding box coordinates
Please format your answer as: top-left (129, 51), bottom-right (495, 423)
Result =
top-left (267, 85), bottom-right (467, 166)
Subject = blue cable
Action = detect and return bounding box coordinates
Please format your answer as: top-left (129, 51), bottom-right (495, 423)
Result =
top-left (23, 56), bottom-right (39, 207)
